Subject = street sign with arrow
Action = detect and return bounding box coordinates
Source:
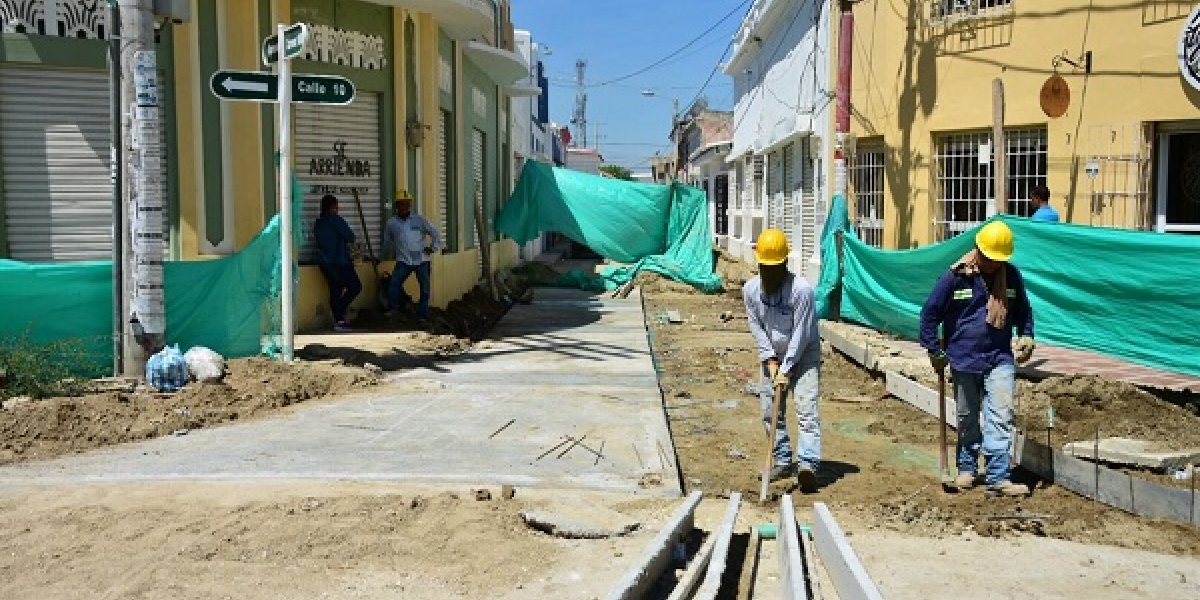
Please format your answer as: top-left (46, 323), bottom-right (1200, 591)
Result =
top-left (209, 70), bottom-right (355, 105)
top-left (262, 22), bottom-right (308, 65)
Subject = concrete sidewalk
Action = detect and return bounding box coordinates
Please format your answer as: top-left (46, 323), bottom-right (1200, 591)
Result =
top-left (0, 289), bottom-right (681, 496)
top-left (822, 320), bottom-right (1200, 393)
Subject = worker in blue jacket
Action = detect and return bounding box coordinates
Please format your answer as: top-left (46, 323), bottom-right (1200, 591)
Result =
top-left (919, 221), bottom-right (1036, 498)
top-left (313, 194), bottom-right (362, 331)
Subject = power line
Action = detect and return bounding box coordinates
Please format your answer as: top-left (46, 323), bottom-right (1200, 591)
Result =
top-left (590, 0), bottom-right (752, 87)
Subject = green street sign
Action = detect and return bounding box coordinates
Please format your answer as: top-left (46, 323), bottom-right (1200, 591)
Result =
top-left (262, 23), bottom-right (308, 65)
top-left (292, 74), bottom-right (356, 105)
top-left (210, 70), bottom-right (356, 105)
top-left (210, 70), bottom-right (277, 101)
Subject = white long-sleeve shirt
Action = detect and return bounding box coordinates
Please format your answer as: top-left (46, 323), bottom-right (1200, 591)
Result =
top-left (742, 272), bottom-right (819, 375)
top-left (382, 213), bottom-right (442, 266)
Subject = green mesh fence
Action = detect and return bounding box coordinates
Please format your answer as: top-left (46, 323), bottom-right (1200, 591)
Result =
top-left (0, 175), bottom-right (305, 376)
top-left (496, 161), bottom-right (723, 293)
top-left (815, 194), bottom-right (1200, 378)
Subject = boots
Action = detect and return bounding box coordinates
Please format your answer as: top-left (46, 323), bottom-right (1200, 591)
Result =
top-left (955, 472), bottom-right (978, 489)
top-left (987, 481), bottom-right (1031, 498)
top-left (769, 463), bottom-right (796, 482)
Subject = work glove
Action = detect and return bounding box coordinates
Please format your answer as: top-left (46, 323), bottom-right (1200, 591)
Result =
top-left (929, 351), bottom-right (949, 373)
top-left (772, 368), bottom-right (790, 387)
top-left (1013, 336), bottom-right (1036, 364)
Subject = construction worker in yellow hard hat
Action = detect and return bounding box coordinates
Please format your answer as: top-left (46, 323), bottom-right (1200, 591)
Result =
top-left (744, 228), bottom-right (822, 493)
top-left (918, 219), bottom-right (1036, 498)
top-left (382, 188), bottom-right (442, 320)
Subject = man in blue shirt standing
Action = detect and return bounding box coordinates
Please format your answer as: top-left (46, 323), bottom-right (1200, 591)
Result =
top-left (312, 194), bottom-right (362, 332)
top-left (919, 221), bottom-right (1036, 498)
top-left (1029, 185), bottom-right (1060, 222)
top-left (382, 190), bottom-right (442, 320)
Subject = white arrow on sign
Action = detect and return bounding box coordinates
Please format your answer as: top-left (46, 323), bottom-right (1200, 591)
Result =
top-left (222, 78), bottom-right (269, 93)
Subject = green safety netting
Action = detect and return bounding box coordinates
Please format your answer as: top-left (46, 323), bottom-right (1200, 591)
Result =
top-left (814, 195), bottom-right (1200, 378)
top-left (0, 175), bottom-right (304, 376)
top-left (496, 161), bottom-right (723, 293)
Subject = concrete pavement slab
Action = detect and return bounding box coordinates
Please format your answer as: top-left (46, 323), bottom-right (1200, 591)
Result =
top-left (0, 289), bottom-right (681, 496)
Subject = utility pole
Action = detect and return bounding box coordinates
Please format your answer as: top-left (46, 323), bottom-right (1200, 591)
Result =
top-left (108, 1), bottom-right (123, 376)
top-left (120, 0), bottom-right (167, 376)
top-left (991, 78), bottom-right (1006, 215)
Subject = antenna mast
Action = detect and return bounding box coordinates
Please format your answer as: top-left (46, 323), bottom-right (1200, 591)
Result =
top-left (571, 59), bottom-right (588, 148)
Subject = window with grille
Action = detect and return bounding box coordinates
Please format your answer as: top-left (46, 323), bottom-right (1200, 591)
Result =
top-left (932, 0), bottom-right (1012, 20)
top-left (933, 127), bottom-right (1047, 241)
top-left (851, 146), bottom-right (885, 248)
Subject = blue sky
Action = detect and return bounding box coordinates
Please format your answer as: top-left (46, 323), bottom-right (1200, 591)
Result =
top-left (511, 0), bottom-right (748, 172)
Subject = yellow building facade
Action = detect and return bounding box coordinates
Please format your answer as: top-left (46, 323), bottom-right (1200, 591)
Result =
top-left (843, 1), bottom-right (1200, 249)
top-left (169, 0), bottom-right (523, 331)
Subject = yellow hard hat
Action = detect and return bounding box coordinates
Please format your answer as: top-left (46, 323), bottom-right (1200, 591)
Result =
top-left (394, 189), bottom-right (413, 202)
top-left (975, 221), bottom-right (1014, 262)
top-left (755, 228), bottom-right (790, 265)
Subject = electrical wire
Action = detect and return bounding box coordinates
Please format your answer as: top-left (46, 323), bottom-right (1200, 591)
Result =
top-left (590, 0), bottom-right (753, 87)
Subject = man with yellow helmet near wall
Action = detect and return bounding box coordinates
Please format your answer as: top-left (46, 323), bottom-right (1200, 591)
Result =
top-left (743, 228), bottom-right (822, 493)
top-left (919, 221), bottom-right (1036, 498)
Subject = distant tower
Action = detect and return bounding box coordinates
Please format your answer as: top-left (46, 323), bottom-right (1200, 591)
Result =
top-left (570, 59), bottom-right (588, 148)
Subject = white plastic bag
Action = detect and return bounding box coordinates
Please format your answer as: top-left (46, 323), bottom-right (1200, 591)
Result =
top-left (184, 346), bottom-right (225, 383)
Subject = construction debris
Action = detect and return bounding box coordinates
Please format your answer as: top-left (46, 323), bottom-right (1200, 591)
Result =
top-left (520, 503), bottom-right (641, 539)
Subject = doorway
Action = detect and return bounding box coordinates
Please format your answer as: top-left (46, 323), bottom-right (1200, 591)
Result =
top-left (1156, 131), bottom-right (1200, 233)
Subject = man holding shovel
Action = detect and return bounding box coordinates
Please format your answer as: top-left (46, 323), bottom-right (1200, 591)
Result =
top-left (919, 221), bottom-right (1036, 498)
top-left (743, 228), bottom-right (822, 493)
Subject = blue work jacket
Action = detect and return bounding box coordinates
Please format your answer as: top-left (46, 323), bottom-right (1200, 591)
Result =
top-left (918, 264), bottom-right (1035, 374)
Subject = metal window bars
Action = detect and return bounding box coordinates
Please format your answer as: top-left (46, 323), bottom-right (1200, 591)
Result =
top-left (1087, 123), bottom-right (1152, 231)
top-left (933, 127), bottom-right (1047, 241)
top-left (850, 147), bottom-right (886, 248)
top-left (928, 0), bottom-right (1013, 23)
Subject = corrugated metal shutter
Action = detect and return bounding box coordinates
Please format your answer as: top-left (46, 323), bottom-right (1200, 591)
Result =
top-left (437, 109), bottom-right (450, 240)
top-left (295, 93), bottom-right (381, 263)
top-left (1, 66), bottom-right (112, 261)
top-left (470, 127), bottom-right (484, 273)
top-left (799, 139), bottom-right (818, 264)
top-left (767, 150), bottom-right (782, 229)
top-left (782, 143), bottom-right (797, 243)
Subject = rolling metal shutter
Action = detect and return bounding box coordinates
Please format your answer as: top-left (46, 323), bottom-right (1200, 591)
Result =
top-left (782, 143), bottom-right (797, 243)
top-left (470, 127), bottom-right (484, 272)
top-left (799, 140), bottom-right (818, 264)
top-left (1, 66), bottom-right (112, 261)
top-left (437, 109), bottom-right (450, 240)
top-left (295, 92), bottom-right (382, 263)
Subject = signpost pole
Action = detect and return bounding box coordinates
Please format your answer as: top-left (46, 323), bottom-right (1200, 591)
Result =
top-left (278, 23), bottom-right (295, 361)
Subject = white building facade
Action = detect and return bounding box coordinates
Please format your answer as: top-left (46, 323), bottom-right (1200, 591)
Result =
top-left (723, 0), bottom-right (834, 281)
top-left (511, 29), bottom-right (552, 261)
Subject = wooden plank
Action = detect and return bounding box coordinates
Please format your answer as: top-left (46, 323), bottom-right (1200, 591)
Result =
top-left (605, 491), bottom-right (703, 600)
top-left (885, 371), bottom-right (954, 428)
top-left (694, 493), bottom-right (742, 600)
top-left (811, 502), bottom-right (885, 600)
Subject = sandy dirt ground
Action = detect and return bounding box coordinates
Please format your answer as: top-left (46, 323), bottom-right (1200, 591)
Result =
top-left (641, 264), bottom-right (1200, 599)
top-left (0, 481), bottom-right (688, 600)
top-left (4, 251), bottom-right (1199, 600)
top-left (0, 358), bottom-right (379, 465)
